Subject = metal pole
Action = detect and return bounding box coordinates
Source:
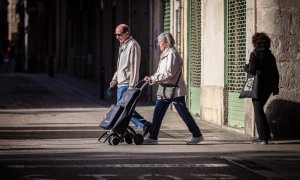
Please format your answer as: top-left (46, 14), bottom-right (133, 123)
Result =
top-left (99, 66), bottom-right (105, 99)
top-left (48, 54), bottom-right (55, 77)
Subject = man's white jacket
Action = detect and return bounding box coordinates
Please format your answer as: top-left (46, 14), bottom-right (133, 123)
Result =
top-left (113, 36), bottom-right (141, 88)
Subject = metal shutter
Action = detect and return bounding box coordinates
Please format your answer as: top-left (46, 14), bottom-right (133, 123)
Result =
top-left (225, 0), bottom-right (246, 128)
top-left (188, 0), bottom-right (201, 116)
top-left (162, 0), bottom-right (171, 32)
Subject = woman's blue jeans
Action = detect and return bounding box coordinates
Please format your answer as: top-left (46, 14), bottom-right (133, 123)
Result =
top-left (117, 86), bottom-right (147, 128)
top-left (149, 96), bottom-right (202, 140)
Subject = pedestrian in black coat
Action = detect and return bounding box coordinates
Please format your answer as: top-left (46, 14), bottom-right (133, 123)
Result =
top-left (244, 32), bottom-right (279, 145)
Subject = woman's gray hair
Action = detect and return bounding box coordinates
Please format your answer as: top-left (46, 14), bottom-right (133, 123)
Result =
top-left (158, 32), bottom-right (175, 48)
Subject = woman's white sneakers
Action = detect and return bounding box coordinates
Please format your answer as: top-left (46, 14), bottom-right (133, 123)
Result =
top-left (142, 138), bottom-right (158, 145)
top-left (186, 136), bottom-right (204, 145)
top-left (143, 136), bottom-right (204, 145)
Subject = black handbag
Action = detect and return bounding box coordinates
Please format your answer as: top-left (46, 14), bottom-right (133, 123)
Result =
top-left (157, 72), bottom-right (181, 99)
top-left (239, 71), bottom-right (259, 99)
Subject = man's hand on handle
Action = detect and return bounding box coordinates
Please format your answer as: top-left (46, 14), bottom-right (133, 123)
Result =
top-left (144, 76), bottom-right (152, 84)
top-left (109, 81), bottom-right (117, 88)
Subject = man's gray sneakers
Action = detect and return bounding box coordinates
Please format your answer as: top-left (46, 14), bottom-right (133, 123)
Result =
top-left (186, 136), bottom-right (204, 145)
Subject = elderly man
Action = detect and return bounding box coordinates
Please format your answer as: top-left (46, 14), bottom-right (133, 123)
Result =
top-left (109, 24), bottom-right (151, 136)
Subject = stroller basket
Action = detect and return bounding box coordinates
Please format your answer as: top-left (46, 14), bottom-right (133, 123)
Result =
top-left (98, 80), bottom-right (148, 145)
top-left (100, 105), bottom-right (124, 129)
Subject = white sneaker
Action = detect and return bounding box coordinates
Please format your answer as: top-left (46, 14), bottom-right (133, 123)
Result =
top-left (187, 136), bottom-right (204, 145)
top-left (143, 138), bottom-right (158, 145)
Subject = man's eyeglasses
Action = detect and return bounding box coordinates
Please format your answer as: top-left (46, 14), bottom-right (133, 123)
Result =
top-left (115, 33), bottom-right (124, 37)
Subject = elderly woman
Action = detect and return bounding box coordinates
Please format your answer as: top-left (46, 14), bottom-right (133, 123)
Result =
top-left (143, 32), bottom-right (204, 145)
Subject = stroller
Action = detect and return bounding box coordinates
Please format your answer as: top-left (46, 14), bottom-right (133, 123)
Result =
top-left (98, 80), bottom-right (148, 145)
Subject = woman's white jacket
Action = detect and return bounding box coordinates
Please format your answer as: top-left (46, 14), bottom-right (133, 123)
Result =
top-left (150, 47), bottom-right (187, 98)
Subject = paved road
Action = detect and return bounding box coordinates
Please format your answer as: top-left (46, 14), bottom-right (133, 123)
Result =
top-left (1, 154), bottom-right (264, 180)
top-left (0, 74), bottom-right (300, 179)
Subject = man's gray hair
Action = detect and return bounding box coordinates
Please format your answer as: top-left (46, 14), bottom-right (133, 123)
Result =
top-left (158, 32), bottom-right (175, 48)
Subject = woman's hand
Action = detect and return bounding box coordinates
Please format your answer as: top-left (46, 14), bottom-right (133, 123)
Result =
top-left (144, 76), bottom-right (153, 84)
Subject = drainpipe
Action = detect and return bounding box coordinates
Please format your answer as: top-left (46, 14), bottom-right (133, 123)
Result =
top-left (24, 0), bottom-right (28, 72)
top-left (176, 0), bottom-right (181, 54)
top-left (254, 0), bottom-right (257, 33)
top-left (252, 0), bottom-right (257, 137)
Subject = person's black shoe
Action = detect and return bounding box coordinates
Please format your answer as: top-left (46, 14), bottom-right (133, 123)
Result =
top-left (143, 122), bottom-right (152, 137)
top-left (251, 139), bottom-right (268, 145)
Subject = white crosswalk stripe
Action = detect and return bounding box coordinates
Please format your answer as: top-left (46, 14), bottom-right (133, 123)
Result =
top-left (8, 163), bottom-right (228, 168)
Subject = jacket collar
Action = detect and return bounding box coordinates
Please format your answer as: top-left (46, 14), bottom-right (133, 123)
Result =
top-left (120, 36), bottom-right (133, 49)
top-left (160, 46), bottom-right (176, 59)
top-left (255, 47), bottom-right (271, 53)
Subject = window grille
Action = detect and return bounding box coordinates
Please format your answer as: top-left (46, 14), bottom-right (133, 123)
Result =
top-left (226, 0), bottom-right (246, 128)
top-left (162, 0), bottom-right (171, 32)
top-left (188, 0), bottom-right (201, 115)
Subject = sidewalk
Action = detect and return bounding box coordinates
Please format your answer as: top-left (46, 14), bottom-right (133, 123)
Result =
top-left (11, 73), bottom-right (299, 145)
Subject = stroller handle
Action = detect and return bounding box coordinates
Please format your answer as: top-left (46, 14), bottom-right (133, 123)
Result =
top-left (135, 80), bottom-right (148, 91)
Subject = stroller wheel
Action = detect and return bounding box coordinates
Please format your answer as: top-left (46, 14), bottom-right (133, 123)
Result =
top-left (108, 137), bottom-right (113, 145)
top-left (110, 136), bottom-right (120, 145)
top-left (125, 133), bottom-right (133, 144)
top-left (133, 134), bottom-right (144, 145)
